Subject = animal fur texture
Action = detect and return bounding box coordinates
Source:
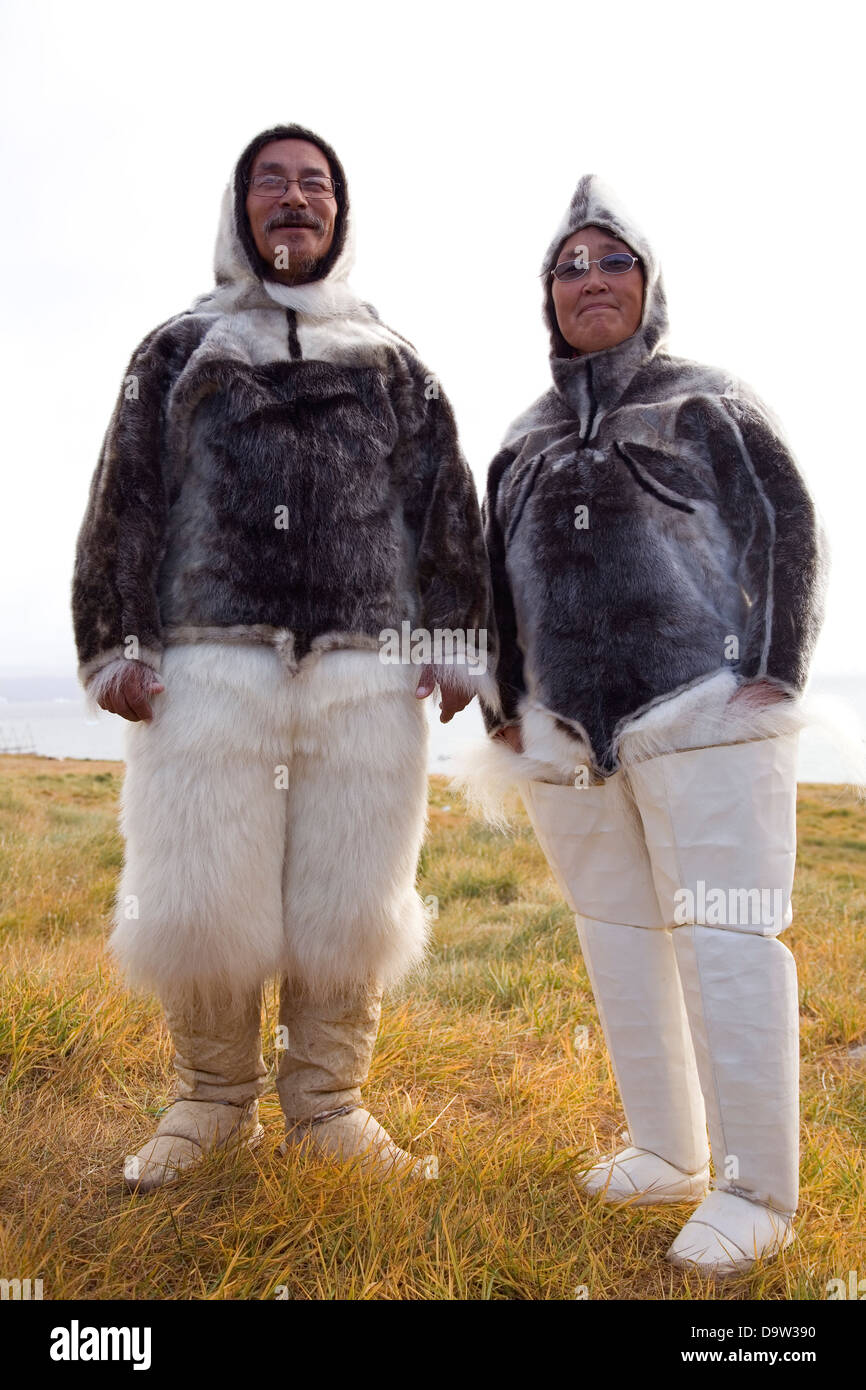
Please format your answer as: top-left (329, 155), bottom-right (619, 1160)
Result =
top-left (110, 645), bottom-right (431, 1007)
top-left (473, 173), bottom-right (830, 784)
top-left (72, 123), bottom-right (493, 1002)
top-left (71, 123), bottom-right (493, 704)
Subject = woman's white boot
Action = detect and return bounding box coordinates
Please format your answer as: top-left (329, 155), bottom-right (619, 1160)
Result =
top-left (627, 736), bottom-right (801, 1275)
top-left (666, 1190), bottom-right (794, 1275)
top-left (667, 927), bottom-right (799, 1275)
top-left (578, 1146), bottom-right (710, 1205)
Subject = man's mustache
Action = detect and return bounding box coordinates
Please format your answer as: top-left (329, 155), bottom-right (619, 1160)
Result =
top-left (265, 211), bottom-right (325, 235)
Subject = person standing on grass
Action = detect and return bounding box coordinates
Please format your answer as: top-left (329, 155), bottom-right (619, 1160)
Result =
top-left (472, 174), bottom-right (828, 1276)
top-left (71, 123), bottom-right (494, 1192)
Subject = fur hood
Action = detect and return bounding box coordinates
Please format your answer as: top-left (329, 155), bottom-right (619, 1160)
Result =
top-left (180, 122), bottom-right (413, 371)
top-left (192, 122), bottom-right (361, 323)
top-left (541, 172), bottom-right (669, 367)
top-left (476, 173), bottom-right (828, 779)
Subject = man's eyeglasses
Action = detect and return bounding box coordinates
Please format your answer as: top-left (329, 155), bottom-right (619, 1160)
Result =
top-left (551, 252), bottom-right (639, 282)
top-left (247, 174), bottom-right (337, 199)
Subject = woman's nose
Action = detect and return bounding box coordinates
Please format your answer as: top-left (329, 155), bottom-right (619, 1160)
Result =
top-left (582, 263), bottom-right (608, 290)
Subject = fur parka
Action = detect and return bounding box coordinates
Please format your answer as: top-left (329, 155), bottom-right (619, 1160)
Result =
top-left (479, 174), bottom-right (828, 776)
top-left (71, 124), bottom-right (495, 704)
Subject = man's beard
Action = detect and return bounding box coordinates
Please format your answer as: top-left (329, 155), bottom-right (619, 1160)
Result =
top-left (270, 245), bottom-right (324, 282)
top-left (264, 212), bottom-right (329, 284)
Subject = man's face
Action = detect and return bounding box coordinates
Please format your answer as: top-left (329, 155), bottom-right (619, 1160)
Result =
top-left (551, 224), bottom-right (645, 354)
top-left (244, 138), bottom-right (338, 284)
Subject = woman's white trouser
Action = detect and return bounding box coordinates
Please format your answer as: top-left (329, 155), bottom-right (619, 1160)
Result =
top-left (520, 734), bottom-right (801, 1220)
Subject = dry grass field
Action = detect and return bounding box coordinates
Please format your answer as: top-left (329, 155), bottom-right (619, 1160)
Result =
top-left (0, 754), bottom-right (863, 1300)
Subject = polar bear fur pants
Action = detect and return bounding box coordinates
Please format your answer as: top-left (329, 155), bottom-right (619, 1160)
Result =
top-left (110, 642), bottom-right (430, 1114)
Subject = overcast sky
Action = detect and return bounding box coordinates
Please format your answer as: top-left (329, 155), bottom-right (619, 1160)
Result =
top-left (2, 0), bottom-right (863, 678)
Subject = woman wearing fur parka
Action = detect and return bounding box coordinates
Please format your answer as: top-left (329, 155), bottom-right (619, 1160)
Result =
top-left (475, 174), bottom-right (828, 1276)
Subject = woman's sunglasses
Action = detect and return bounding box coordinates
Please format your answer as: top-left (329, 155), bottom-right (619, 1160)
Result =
top-left (551, 252), bottom-right (639, 282)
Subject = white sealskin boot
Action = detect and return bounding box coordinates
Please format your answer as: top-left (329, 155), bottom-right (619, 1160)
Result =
top-left (276, 980), bottom-right (437, 1181)
top-left (125, 987), bottom-right (268, 1194)
top-left (667, 928), bottom-right (798, 1275)
top-left (520, 775), bottom-right (710, 1205)
top-left (626, 735), bottom-right (801, 1275)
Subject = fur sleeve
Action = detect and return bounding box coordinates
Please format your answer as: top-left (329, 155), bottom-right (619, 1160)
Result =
top-left (693, 390), bottom-right (829, 693)
top-left (71, 319), bottom-right (187, 688)
top-left (479, 447), bottom-right (527, 735)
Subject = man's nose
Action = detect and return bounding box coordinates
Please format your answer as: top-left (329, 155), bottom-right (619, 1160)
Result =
top-left (280, 182), bottom-right (308, 208)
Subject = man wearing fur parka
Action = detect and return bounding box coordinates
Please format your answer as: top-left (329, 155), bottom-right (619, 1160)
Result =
top-left (71, 123), bottom-right (494, 1190)
top-left (470, 174), bottom-right (828, 1275)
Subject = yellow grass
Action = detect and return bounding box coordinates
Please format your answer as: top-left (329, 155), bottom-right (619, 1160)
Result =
top-left (0, 754), bottom-right (863, 1300)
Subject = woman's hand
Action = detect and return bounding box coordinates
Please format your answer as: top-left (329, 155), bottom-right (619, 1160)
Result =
top-left (494, 724), bottom-right (524, 754)
top-left (728, 678), bottom-right (789, 709)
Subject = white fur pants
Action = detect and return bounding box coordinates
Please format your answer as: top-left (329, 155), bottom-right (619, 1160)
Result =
top-left (109, 643), bottom-right (430, 1007)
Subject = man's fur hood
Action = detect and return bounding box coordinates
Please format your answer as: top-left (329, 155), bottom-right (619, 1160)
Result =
top-left (194, 123), bottom-right (363, 323)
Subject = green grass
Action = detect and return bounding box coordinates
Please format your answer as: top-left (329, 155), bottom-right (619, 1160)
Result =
top-left (0, 755), bottom-right (863, 1300)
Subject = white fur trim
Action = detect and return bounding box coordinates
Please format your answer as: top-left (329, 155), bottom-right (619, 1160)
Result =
top-left (446, 667), bottom-right (860, 828)
top-left (616, 670), bottom-right (809, 765)
top-left (79, 646), bottom-right (163, 687)
top-left (263, 277), bottom-right (359, 320)
top-left (446, 697), bottom-right (596, 828)
top-left (110, 644), bottom-right (430, 1007)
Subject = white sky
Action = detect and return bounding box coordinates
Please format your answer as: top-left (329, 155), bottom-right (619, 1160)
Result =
top-left (1, 0), bottom-right (863, 677)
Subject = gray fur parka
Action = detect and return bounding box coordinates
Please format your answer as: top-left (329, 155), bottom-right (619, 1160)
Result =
top-left (72, 124), bottom-right (494, 704)
top-left (479, 174), bottom-right (828, 776)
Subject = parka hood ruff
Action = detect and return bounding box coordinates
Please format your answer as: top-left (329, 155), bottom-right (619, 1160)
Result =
top-left (173, 124), bottom-right (409, 381)
top-left (524, 173), bottom-right (671, 444)
top-left (191, 124), bottom-right (372, 325)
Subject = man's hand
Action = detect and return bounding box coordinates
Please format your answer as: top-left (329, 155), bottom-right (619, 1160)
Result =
top-left (414, 664), bottom-right (474, 724)
top-left (494, 724), bottom-right (524, 754)
top-left (89, 658), bottom-right (165, 722)
top-left (728, 678), bottom-right (789, 710)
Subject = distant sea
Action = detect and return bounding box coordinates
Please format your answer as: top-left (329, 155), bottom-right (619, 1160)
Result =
top-left (1, 672), bottom-right (864, 785)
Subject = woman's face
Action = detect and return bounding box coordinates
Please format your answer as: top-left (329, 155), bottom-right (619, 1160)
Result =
top-left (551, 225), bottom-right (645, 354)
